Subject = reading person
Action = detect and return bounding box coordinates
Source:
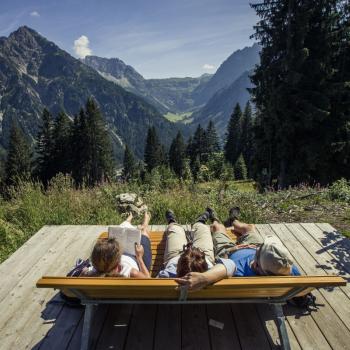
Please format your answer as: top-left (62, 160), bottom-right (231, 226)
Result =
top-left (81, 211), bottom-right (152, 278)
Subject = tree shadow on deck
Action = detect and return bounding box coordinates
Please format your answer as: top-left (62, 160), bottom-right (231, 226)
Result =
top-left (316, 229), bottom-right (350, 282)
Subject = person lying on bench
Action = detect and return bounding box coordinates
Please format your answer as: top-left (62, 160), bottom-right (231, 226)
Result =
top-left (158, 210), bottom-right (235, 278)
top-left (80, 211), bottom-right (152, 278)
top-left (175, 207), bottom-right (300, 290)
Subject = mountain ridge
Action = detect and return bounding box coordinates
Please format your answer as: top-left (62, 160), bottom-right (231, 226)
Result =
top-left (0, 26), bottom-right (179, 162)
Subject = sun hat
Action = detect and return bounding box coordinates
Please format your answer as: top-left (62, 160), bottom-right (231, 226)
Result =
top-left (256, 235), bottom-right (294, 275)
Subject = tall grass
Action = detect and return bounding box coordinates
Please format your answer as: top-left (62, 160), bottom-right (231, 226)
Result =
top-left (1, 174), bottom-right (349, 262)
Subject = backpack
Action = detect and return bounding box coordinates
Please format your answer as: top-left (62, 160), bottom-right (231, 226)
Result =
top-left (288, 292), bottom-right (317, 310)
top-left (66, 258), bottom-right (91, 276)
top-left (59, 258), bottom-right (91, 307)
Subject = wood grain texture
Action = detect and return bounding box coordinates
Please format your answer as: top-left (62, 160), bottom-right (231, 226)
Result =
top-left (1, 224), bottom-right (349, 350)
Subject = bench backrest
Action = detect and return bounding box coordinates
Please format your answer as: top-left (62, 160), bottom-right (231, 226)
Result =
top-left (36, 275), bottom-right (346, 301)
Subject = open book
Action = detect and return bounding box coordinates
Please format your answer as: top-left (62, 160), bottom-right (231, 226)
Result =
top-left (108, 226), bottom-right (141, 256)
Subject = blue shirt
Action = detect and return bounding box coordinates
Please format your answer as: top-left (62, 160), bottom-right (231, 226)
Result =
top-left (228, 248), bottom-right (301, 277)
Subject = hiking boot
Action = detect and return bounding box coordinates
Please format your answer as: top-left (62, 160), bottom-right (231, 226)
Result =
top-left (206, 207), bottom-right (220, 223)
top-left (195, 210), bottom-right (210, 224)
top-left (224, 207), bottom-right (240, 227)
top-left (165, 209), bottom-right (177, 224)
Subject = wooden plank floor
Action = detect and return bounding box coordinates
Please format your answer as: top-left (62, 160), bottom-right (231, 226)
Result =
top-left (0, 223), bottom-right (349, 350)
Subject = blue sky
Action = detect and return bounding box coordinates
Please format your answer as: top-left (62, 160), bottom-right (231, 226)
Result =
top-left (0, 0), bottom-right (258, 78)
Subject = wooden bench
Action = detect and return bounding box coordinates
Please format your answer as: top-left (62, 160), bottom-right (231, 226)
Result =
top-left (36, 230), bottom-right (347, 350)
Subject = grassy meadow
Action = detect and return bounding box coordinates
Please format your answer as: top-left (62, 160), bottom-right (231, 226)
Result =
top-left (164, 111), bottom-right (193, 123)
top-left (0, 174), bottom-right (349, 263)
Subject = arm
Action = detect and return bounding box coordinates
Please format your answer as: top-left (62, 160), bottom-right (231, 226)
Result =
top-left (131, 243), bottom-right (150, 278)
top-left (174, 264), bottom-right (228, 291)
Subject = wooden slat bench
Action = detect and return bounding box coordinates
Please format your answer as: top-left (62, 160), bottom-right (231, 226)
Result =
top-left (36, 229), bottom-right (347, 350)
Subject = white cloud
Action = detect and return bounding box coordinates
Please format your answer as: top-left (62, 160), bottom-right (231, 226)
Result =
top-left (73, 35), bottom-right (92, 58)
top-left (202, 63), bottom-right (215, 70)
top-left (30, 11), bottom-right (40, 17)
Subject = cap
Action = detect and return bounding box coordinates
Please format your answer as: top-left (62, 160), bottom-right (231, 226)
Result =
top-left (256, 235), bottom-right (293, 275)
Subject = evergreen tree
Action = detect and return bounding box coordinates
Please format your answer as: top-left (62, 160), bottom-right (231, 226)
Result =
top-left (192, 124), bottom-right (206, 162)
top-left (225, 103), bottom-right (243, 165)
top-left (4, 122), bottom-right (32, 187)
top-left (169, 131), bottom-right (186, 178)
top-left (85, 97), bottom-right (114, 185)
top-left (35, 108), bottom-right (54, 184)
top-left (205, 120), bottom-right (221, 156)
top-left (234, 154), bottom-right (248, 180)
top-left (326, 1), bottom-right (350, 181)
top-left (71, 109), bottom-right (89, 185)
top-left (52, 112), bottom-right (72, 176)
top-left (122, 145), bottom-right (137, 181)
top-left (71, 99), bottom-right (114, 186)
top-left (241, 102), bottom-right (254, 176)
top-left (186, 136), bottom-right (194, 159)
top-left (250, 0), bottom-right (345, 186)
top-left (144, 126), bottom-right (164, 172)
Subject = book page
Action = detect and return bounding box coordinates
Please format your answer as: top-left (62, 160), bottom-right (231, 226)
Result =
top-left (108, 226), bottom-right (141, 256)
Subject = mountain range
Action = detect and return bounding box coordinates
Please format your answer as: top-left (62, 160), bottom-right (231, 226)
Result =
top-left (0, 26), bottom-right (179, 162)
top-left (0, 26), bottom-right (260, 164)
top-left (82, 43), bottom-right (260, 136)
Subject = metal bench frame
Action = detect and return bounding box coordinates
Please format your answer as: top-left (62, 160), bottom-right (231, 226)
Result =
top-left (69, 285), bottom-right (308, 350)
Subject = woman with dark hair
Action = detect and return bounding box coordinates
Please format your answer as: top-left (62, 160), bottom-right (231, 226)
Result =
top-left (158, 210), bottom-right (235, 279)
top-left (176, 242), bottom-right (209, 277)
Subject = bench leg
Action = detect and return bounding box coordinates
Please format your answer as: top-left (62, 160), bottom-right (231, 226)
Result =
top-left (81, 304), bottom-right (95, 350)
top-left (273, 304), bottom-right (291, 350)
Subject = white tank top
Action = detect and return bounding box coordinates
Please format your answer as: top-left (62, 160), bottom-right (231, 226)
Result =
top-left (119, 254), bottom-right (139, 277)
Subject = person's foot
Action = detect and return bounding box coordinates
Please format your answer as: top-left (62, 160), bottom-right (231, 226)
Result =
top-left (224, 207), bottom-right (240, 227)
top-left (142, 211), bottom-right (151, 226)
top-left (126, 212), bottom-right (133, 223)
top-left (196, 210), bottom-right (210, 224)
top-left (165, 209), bottom-right (177, 224)
top-left (206, 207), bottom-right (220, 223)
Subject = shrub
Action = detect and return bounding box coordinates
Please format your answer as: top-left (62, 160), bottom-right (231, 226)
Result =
top-left (329, 179), bottom-right (350, 203)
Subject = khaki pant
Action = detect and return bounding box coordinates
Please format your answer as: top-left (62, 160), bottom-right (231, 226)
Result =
top-left (164, 223), bottom-right (215, 264)
top-left (212, 229), bottom-right (263, 259)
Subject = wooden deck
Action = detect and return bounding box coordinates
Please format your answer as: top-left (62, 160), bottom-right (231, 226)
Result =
top-left (0, 223), bottom-right (349, 350)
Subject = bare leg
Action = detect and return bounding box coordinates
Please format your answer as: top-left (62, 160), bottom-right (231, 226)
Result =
top-left (126, 212), bottom-right (133, 223)
top-left (211, 220), bottom-right (255, 238)
top-left (229, 220), bottom-right (255, 236)
top-left (139, 211), bottom-right (151, 238)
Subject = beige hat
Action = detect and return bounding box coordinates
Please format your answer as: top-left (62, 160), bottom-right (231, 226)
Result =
top-left (256, 235), bottom-right (294, 275)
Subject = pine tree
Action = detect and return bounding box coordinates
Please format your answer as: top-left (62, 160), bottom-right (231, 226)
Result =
top-left (241, 102), bottom-right (254, 176)
top-left (122, 145), bottom-right (137, 181)
top-left (186, 136), bottom-right (194, 159)
top-left (85, 97), bottom-right (114, 185)
top-left (192, 124), bottom-right (206, 162)
top-left (234, 154), bottom-right (248, 180)
top-left (250, 0), bottom-right (343, 186)
top-left (71, 109), bottom-right (89, 186)
top-left (71, 99), bottom-right (114, 186)
top-left (326, 1), bottom-right (350, 181)
top-left (4, 122), bottom-right (32, 187)
top-left (169, 131), bottom-right (186, 178)
top-left (205, 120), bottom-right (221, 156)
top-left (35, 108), bottom-right (54, 184)
top-left (144, 126), bottom-right (164, 172)
top-left (52, 112), bottom-right (72, 176)
top-left (225, 103), bottom-right (243, 165)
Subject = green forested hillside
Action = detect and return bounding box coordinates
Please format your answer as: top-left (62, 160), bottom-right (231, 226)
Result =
top-left (0, 26), bottom-right (179, 162)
